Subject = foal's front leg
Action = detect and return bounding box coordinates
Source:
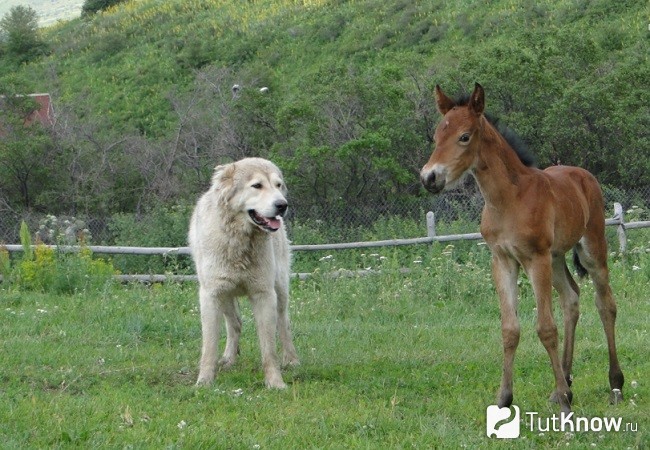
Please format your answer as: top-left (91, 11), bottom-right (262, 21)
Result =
top-left (492, 253), bottom-right (521, 408)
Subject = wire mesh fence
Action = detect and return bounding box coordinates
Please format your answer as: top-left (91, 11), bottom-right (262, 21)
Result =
top-left (1, 184), bottom-right (649, 246)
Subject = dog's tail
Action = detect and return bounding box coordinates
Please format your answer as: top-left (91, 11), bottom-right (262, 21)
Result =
top-left (572, 247), bottom-right (588, 279)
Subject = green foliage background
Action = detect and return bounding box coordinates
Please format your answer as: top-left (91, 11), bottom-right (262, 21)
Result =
top-left (0, 0), bottom-right (648, 226)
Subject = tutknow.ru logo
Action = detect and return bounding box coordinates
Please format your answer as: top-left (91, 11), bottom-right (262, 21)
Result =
top-left (486, 405), bottom-right (520, 438)
top-left (486, 405), bottom-right (638, 439)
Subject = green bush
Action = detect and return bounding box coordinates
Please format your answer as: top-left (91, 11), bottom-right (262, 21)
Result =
top-left (81, 0), bottom-right (127, 16)
top-left (2, 222), bottom-right (116, 294)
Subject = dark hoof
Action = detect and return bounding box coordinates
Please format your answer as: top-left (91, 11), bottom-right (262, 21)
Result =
top-left (609, 388), bottom-right (623, 405)
top-left (549, 390), bottom-right (572, 412)
top-left (498, 390), bottom-right (513, 408)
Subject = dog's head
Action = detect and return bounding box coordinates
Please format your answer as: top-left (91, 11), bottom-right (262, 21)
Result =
top-left (212, 158), bottom-right (288, 233)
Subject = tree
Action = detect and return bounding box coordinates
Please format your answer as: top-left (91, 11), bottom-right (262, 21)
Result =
top-left (0, 6), bottom-right (47, 64)
top-left (82, 0), bottom-right (128, 16)
top-left (0, 94), bottom-right (54, 210)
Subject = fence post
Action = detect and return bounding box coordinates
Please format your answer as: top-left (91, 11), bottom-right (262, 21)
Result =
top-left (613, 202), bottom-right (626, 253)
top-left (426, 211), bottom-right (436, 238)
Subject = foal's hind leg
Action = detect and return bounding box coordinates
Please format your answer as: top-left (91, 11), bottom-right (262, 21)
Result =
top-left (551, 255), bottom-right (580, 399)
top-left (576, 236), bottom-right (625, 403)
top-left (526, 253), bottom-right (572, 413)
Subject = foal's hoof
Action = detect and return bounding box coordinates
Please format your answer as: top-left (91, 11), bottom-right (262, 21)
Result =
top-left (549, 390), bottom-right (573, 412)
top-left (497, 390), bottom-right (513, 408)
top-left (609, 388), bottom-right (623, 405)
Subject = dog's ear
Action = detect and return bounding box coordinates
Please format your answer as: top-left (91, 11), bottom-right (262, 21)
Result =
top-left (211, 163), bottom-right (237, 203)
top-left (211, 163), bottom-right (236, 187)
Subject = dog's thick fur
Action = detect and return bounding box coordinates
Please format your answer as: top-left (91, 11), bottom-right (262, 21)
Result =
top-left (189, 158), bottom-right (299, 388)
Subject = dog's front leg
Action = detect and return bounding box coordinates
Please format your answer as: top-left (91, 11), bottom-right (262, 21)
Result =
top-left (196, 286), bottom-right (223, 385)
top-left (219, 298), bottom-right (241, 368)
top-left (276, 280), bottom-right (299, 367)
top-left (250, 291), bottom-right (286, 389)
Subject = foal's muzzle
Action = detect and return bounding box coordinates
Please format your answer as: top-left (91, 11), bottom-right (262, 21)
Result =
top-left (420, 168), bottom-right (445, 194)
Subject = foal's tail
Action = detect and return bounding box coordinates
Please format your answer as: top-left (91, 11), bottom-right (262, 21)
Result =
top-left (572, 247), bottom-right (588, 278)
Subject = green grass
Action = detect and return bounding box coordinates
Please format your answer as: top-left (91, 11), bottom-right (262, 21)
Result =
top-left (1, 242), bottom-right (648, 448)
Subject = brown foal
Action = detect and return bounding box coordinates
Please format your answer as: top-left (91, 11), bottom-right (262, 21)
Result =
top-left (420, 83), bottom-right (624, 413)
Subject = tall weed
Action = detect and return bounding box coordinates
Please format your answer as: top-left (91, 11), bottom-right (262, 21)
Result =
top-left (3, 222), bottom-right (116, 294)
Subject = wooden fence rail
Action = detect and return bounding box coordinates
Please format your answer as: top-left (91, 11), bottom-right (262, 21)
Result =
top-left (3, 203), bottom-right (649, 282)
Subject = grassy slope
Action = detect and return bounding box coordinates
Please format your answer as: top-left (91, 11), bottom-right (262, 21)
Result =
top-left (23, 0), bottom-right (646, 137)
top-left (1, 241), bottom-right (648, 448)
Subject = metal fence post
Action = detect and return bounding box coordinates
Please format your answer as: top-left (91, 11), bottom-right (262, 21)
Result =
top-left (613, 202), bottom-right (626, 253)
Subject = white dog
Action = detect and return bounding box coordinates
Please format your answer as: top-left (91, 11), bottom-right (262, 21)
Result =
top-left (188, 158), bottom-right (299, 389)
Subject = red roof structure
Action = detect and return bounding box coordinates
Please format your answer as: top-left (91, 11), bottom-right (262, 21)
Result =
top-left (0, 93), bottom-right (55, 133)
top-left (22, 93), bottom-right (55, 127)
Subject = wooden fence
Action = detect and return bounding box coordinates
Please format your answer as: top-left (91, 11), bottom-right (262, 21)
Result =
top-left (3, 203), bottom-right (649, 282)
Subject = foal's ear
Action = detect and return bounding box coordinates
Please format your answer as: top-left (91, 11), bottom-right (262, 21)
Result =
top-left (435, 85), bottom-right (455, 115)
top-left (469, 82), bottom-right (485, 116)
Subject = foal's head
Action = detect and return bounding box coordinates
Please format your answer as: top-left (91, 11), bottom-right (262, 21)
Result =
top-left (420, 83), bottom-right (486, 194)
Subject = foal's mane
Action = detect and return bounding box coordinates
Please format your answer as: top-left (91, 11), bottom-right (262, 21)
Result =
top-left (454, 94), bottom-right (537, 168)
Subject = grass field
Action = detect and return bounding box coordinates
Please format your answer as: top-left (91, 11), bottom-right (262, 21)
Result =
top-left (1, 240), bottom-right (648, 448)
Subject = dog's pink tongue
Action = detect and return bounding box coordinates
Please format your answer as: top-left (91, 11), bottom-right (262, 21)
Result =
top-left (267, 217), bottom-right (281, 230)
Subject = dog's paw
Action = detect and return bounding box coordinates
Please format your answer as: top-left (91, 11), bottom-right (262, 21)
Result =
top-left (265, 373), bottom-right (287, 389)
top-left (218, 357), bottom-right (236, 369)
top-left (195, 376), bottom-right (214, 387)
top-left (266, 380), bottom-right (287, 389)
top-left (282, 355), bottom-right (300, 368)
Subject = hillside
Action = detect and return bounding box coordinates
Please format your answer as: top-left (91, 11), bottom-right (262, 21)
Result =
top-left (0, 0), bottom-right (648, 221)
top-left (0, 0), bottom-right (83, 27)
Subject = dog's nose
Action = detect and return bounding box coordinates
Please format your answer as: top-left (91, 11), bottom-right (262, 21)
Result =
top-left (274, 200), bottom-right (288, 216)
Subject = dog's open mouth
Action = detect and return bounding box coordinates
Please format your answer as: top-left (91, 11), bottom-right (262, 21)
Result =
top-left (248, 210), bottom-right (282, 232)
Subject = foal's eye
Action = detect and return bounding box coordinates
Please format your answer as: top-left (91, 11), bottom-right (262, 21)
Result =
top-left (252, 183), bottom-right (263, 189)
top-left (459, 133), bottom-right (471, 143)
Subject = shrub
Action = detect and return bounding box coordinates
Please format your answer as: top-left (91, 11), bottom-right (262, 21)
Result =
top-left (2, 221), bottom-right (116, 294)
top-left (82, 0), bottom-right (127, 16)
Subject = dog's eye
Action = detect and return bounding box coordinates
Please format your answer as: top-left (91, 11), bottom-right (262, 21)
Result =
top-left (276, 182), bottom-right (283, 189)
top-left (459, 133), bottom-right (471, 143)
top-left (251, 183), bottom-right (263, 189)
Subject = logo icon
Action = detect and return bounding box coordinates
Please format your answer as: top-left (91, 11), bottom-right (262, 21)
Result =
top-left (486, 405), bottom-right (520, 438)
